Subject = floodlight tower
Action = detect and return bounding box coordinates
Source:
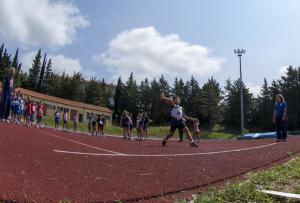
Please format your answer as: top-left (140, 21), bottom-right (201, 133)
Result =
top-left (234, 49), bottom-right (246, 133)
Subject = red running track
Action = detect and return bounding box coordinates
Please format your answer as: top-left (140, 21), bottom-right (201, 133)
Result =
top-left (1, 122), bottom-right (300, 203)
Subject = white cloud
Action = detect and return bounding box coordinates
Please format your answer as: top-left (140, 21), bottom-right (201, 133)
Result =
top-left (22, 51), bottom-right (82, 75)
top-left (278, 65), bottom-right (289, 76)
top-left (93, 27), bottom-right (226, 81)
top-left (50, 54), bottom-right (82, 75)
top-left (0, 0), bottom-right (89, 47)
top-left (247, 83), bottom-right (261, 97)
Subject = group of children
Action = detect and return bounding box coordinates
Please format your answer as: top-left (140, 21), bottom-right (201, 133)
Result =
top-left (120, 110), bottom-right (152, 141)
top-left (87, 113), bottom-right (106, 137)
top-left (54, 109), bottom-right (81, 133)
top-left (24, 96), bottom-right (44, 128)
top-left (10, 91), bottom-right (25, 125)
top-left (136, 111), bottom-right (152, 141)
top-left (7, 91), bottom-right (44, 128)
top-left (0, 68), bottom-right (45, 128)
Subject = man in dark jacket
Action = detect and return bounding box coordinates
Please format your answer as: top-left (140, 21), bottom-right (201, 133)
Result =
top-left (1, 67), bottom-right (15, 123)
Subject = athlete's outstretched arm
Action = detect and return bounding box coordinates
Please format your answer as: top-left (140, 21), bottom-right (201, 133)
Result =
top-left (160, 92), bottom-right (174, 106)
top-left (183, 115), bottom-right (196, 122)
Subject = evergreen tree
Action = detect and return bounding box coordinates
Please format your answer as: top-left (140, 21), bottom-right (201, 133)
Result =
top-left (0, 43), bottom-right (4, 74)
top-left (28, 49), bottom-right (42, 90)
top-left (0, 49), bottom-right (12, 81)
top-left (19, 70), bottom-right (29, 89)
top-left (48, 73), bottom-right (61, 97)
top-left (200, 77), bottom-right (222, 129)
top-left (12, 48), bottom-right (19, 69)
top-left (17, 63), bottom-right (22, 72)
top-left (60, 72), bottom-right (70, 98)
top-left (42, 58), bottom-right (52, 93)
top-left (85, 77), bottom-right (102, 105)
top-left (113, 77), bottom-right (123, 122)
top-left (258, 78), bottom-right (273, 130)
top-left (105, 87), bottom-right (115, 109)
top-left (99, 78), bottom-right (107, 106)
top-left (173, 78), bottom-right (185, 101)
top-left (148, 75), bottom-right (171, 124)
top-left (149, 78), bottom-right (163, 124)
top-left (280, 66), bottom-right (300, 129)
top-left (182, 80), bottom-right (191, 108)
top-left (0, 43), bottom-right (3, 59)
top-left (269, 80), bottom-right (281, 101)
top-left (185, 76), bottom-right (201, 118)
top-left (37, 53), bottom-right (47, 92)
top-left (68, 72), bottom-right (85, 101)
top-left (223, 78), bottom-right (253, 132)
top-left (138, 78), bottom-right (152, 113)
top-left (12, 48), bottom-right (22, 87)
top-left (123, 73), bottom-right (138, 118)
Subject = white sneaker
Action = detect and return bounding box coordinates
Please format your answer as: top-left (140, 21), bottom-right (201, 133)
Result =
top-left (2, 119), bottom-right (5, 122)
top-left (6, 120), bottom-right (10, 124)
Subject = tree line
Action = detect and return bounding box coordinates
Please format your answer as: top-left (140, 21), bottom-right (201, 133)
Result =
top-left (0, 44), bottom-right (113, 108)
top-left (113, 71), bottom-right (300, 132)
top-left (1, 44), bottom-right (299, 132)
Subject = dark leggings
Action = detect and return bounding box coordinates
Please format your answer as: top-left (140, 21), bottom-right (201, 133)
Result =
top-left (276, 117), bottom-right (287, 140)
top-left (1, 92), bottom-right (11, 120)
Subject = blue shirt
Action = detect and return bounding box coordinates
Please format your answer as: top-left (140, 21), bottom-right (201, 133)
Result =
top-left (274, 102), bottom-right (287, 118)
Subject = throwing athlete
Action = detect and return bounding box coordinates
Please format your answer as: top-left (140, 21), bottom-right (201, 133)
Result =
top-left (160, 91), bottom-right (199, 147)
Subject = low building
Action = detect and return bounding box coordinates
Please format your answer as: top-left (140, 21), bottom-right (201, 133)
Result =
top-left (15, 88), bottom-right (112, 125)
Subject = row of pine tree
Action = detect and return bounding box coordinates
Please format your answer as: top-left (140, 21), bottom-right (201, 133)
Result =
top-left (114, 67), bottom-right (300, 132)
top-left (0, 44), bottom-right (113, 108)
top-left (1, 44), bottom-right (299, 132)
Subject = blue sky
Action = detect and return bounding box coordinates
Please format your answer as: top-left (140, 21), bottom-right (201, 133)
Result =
top-left (1, 0), bottom-right (300, 95)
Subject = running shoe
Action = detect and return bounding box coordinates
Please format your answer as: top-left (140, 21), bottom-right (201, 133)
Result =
top-left (162, 139), bottom-right (167, 146)
top-left (190, 142), bottom-right (199, 147)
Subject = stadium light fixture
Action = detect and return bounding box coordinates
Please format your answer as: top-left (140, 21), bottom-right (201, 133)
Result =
top-left (234, 49), bottom-right (246, 134)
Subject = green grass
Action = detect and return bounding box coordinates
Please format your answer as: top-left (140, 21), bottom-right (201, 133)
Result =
top-left (40, 116), bottom-right (235, 139)
top-left (180, 156), bottom-right (300, 203)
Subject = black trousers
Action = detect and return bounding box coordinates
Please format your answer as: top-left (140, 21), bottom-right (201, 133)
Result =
top-left (275, 117), bottom-right (287, 140)
top-left (0, 92), bottom-right (11, 120)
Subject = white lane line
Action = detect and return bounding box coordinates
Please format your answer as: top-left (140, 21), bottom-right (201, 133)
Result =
top-left (53, 150), bottom-right (117, 156)
top-left (39, 130), bottom-right (125, 155)
top-left (261, 190), bottom-right (300, 199)
top-left (53, 143), bottom-right (276, 157)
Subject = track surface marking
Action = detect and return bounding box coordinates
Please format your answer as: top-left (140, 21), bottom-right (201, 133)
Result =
top-left (1, 123), bottom-right (300, 203)
top-left (40, 130), bottom-right (124, 155)
top-left (53, 142), bottom-right (276, 157)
